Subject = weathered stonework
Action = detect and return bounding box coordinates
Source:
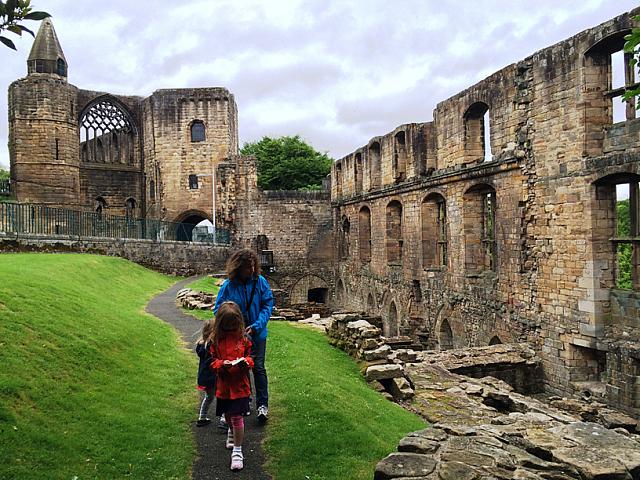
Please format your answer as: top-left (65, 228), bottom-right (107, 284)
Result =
top-left (331, 8), bottom-right (640, 416)
top-left (9, 20), bottom-right (237, 229)
top-left (0, 233), bottom-right (230, 276)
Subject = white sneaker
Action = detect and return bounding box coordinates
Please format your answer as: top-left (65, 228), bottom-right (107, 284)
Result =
top-left (230, 451), bottom-right (244, 471)
top-left (257, 405), bottom-right (268, 423)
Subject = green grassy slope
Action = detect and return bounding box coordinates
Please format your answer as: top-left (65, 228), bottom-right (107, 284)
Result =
top-left (0, 254), bottom-right (195, 479)
top-left (265, 322), bottom-right (426, 480)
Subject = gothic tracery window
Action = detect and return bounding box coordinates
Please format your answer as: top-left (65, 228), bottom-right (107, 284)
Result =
top-left (80, 99), bottom-right (136, 165)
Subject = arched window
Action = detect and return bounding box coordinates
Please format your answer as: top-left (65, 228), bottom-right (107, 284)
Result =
top-left (464, 102), bottom-right (492, 163)
top-left (191, 121), bottom-right (205, 142)
top-left (386, 302), bottom-right (399, 337)
top-left (393, 131), bottom-right (407, 181)
top-left (359, 206), bottom-right (371, 263)
top-left (339, 215), bottom-right (350, 260)
top-left (367, 292), bottom-right (375, 312)
top-left (94, 197), bottom-right (107, 216)
top-left (386, 200), bottom-right (403, 264)
top-left (369, 142), bottom-right (381, 189)
top-left (585, 31), bottom-right (635, 126)
top-left (464, 184), bottom-right (496, 272)
top-left (125, 198), bottom-right (137, 219)
top-left (335, 162), bottom-right (343, 197)
top-left (80, 98), bottom-right (135, 164)
top-left (149, 180), bottom-right (155, 202)
top-left (439, 319), bottom-right (453, 351)
top-left (489, 336), bottom-right (502, 345)
top-left (422, 193), bottom-right (447, 268)
top-left (56, 58), bottom-right (67, 76)
top-left (354, 152), bottom-right (363, 193)
top-left (593, 174), bottom-right (640, 290)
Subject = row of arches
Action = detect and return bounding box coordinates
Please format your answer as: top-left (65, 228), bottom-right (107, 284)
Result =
top-left (348, 183), bottom-right (496, 272)
top-left (335, 104), bottom-right (493, 199)
top-left (337, 277), bottom-right (504, 348)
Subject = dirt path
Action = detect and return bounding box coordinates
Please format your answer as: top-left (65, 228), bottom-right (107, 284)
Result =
top-left (146, 277), bottom-right (271, 480)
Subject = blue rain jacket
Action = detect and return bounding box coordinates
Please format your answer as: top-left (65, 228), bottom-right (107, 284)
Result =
top-left (213, 275), bottom-right (274, 341)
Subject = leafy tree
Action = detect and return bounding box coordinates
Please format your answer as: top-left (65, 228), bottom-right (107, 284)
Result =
top-left (624, 16), bottom-right (640, 104)
top-left (240, 135), bottom-right (332, 191)
top-left (0, 0), bottom-right (50, 50)
top-left (0, 168), bottom-right (8, 180)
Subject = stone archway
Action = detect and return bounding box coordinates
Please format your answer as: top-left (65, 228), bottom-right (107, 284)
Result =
top-left (366, 292), bottom-right (376, 313)
top-left (434, 302), bottom-right (468, 350)
top-left (174, 210), bottom-right (209, 242)
top-left (489, 335), bottom-right (502, 345)
top-left (439, 319), bottom-right (454, 351)
top-left (289, 275), bottom-right (330, 305)
top-left (385, 301), bottom-right (399, 337)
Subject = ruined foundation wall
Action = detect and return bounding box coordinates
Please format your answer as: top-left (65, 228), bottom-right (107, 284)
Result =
top-left (0, 233), bottom-right (230, 276)
top-left (226, 156), bottom-right (334, 304)
top-left (332, 9), bottom-right (640, 415)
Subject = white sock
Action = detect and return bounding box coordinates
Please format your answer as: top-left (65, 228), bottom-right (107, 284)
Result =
top-left (233, 446), bottom-right (242, 454)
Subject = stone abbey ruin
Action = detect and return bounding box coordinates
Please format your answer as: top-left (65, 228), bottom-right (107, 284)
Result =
top-left (4, 6), bottom-right (640, 444)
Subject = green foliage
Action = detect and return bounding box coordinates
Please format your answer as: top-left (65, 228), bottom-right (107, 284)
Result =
top-left (0, 168), bottom-right (8, 180)
top-left (616, 199), bottom-right (632, 289)
top-left (240, 135), bottom-right (332, 191)
top-left (623, 16), bottom-right (640, 104)
top-left (265, 322), bottom-right (426, 479)
top-left (0, 0), bottom-right (50, 50)
top-left (0, 254), bottom-right (195, 479)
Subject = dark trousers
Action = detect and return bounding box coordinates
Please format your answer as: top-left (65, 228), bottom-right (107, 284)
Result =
top-left (251, 338), bottom-right (268, 408)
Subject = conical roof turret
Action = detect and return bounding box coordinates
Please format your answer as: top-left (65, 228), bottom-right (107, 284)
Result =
top-left (27, 18), bottom-right (67, 77)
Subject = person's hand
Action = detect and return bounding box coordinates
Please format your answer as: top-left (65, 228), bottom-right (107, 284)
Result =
top-left (223, 360), bottom-right (232, 368)
top-left (245, 326), bottom-right (254, 336)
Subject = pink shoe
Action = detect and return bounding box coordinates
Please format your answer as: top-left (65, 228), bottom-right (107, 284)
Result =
top-left (230, 451), bottom-right (243, 471)
top-left (225, 429), bottom-right (234, 449)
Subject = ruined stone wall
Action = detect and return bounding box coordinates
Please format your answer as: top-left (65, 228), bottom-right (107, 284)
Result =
top-left (143, 88), bottom-right (238, 224)
top-left (332, 9), bottom-right (640, 415)
top-left (8, 75), bottom-right (80, 207)
top-left (0, 233), bottom-right (230, 276)
top-left (224, 155), bottom-right (334, 304)
top-left (76, 90), bottom-right (145, 218)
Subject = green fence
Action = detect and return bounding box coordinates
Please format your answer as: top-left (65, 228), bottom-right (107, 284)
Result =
top-left (0, 180), bottom-right (9, 196)
top-left (0, 203), bottom-right (230, 244)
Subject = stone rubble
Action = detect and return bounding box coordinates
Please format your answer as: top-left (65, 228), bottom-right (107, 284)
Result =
top-left (176, 288), bottom-right (215, 311)
top-left (322, 311), bottom-right (640, 480)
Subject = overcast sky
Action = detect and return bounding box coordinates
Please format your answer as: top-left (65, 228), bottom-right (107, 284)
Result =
top-left (0, 0), bottom-right (637, 170)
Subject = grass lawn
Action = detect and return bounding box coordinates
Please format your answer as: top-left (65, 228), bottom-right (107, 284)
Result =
top-left (0, 253), bottom-right (196, 479)
top-left (265, 322), bottom-right (426, 480)
top-left (185, 276), bottom-right (220, 295)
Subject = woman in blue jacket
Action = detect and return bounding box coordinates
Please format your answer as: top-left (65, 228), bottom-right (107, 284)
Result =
top-left (213, 248), bottom-right (274, 422)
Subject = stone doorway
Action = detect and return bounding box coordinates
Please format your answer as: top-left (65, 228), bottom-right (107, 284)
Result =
top-left (308, 288), bottom-right (328, 303)
top-left (175, 212), bottom-right (209, 242)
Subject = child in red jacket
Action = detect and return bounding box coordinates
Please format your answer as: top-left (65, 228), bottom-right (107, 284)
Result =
top-left (209, 301), bottom-right (254, 471)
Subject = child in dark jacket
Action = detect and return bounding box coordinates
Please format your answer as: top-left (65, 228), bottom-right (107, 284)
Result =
top-left (210, 301), bottom-right (254, 471)
top-left (195, 320), bottom-right (216, 426)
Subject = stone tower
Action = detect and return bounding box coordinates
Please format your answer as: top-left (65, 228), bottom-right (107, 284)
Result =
top-left (8, 18), bottom-right (80, 207)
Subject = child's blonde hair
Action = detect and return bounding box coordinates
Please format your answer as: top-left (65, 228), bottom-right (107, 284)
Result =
top-left (200, 319), bottom-right (214, 344)
top-left (211, 301), bottom-right (244, 351)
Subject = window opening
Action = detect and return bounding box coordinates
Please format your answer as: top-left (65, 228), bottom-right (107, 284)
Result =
top-left (191, 121), bottom-right (205, 142)
top-left (189, 174), bottom-right (199, 190)
top-left (359, 207), bottom-right (371, 263)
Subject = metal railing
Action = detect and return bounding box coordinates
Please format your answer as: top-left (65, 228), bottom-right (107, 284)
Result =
top-left (0, 179), bottom-right (9, 196)
top-left (0, 202), bottom-right (230, 244)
